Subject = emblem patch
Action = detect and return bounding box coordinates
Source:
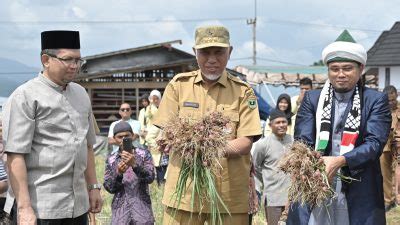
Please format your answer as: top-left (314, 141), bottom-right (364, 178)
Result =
top-left (248, 98), bottom-right (257, 109)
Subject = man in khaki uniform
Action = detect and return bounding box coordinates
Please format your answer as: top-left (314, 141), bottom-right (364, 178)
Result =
top-left (395, 107), bottom-right (400, 204)
top-left (380, 85), bottom-right (399, 211)
top-left (153, 25), bottom-right (262, 225)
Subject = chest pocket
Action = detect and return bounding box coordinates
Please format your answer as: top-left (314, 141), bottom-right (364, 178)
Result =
top-left (178, 108), bottom-right (202, 120)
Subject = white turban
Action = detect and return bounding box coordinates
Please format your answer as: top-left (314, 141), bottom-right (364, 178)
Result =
top-left (149, 89), bottom-right (162, 100)
top-left (322, 41), bottom-right (367, 65)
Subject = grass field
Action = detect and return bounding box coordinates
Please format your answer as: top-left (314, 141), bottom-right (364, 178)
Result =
top-left (94, 155), bottom-right (400, 225)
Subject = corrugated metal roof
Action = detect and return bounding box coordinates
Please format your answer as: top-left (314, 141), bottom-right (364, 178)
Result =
top-left (236, 65), bottom-right (377, 89)
top-left (77, 40), bottom-right (197, 79)
top-left (83, 40), bottom-right (189, 60)
top-left (367, 22), bottom-right (400, 66)
top-left (235, 65), bottom-right (327, 87)
top-left (238, 65), bottom-right (327, 74)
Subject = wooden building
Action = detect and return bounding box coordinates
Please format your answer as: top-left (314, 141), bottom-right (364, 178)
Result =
top-left (75, 40), bottom-right (197, 134)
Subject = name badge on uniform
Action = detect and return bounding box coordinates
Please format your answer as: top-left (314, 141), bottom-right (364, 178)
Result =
top-left (183, 102), bottom-right (199, 108)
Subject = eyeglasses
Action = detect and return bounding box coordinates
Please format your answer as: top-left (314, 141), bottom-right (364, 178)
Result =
top-left (120, 108), bottom-right (131, 112)
top-left (46, 54), bottom-right (85, 67)
top-left (328, 65), bottom-right (357, 75)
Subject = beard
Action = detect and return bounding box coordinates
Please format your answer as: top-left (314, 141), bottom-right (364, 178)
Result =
top-left (202, 73), bottom-right (221, 81)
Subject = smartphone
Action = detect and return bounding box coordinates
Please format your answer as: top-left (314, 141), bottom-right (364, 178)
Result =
top-left (122, 137), bottom-right (133, 153)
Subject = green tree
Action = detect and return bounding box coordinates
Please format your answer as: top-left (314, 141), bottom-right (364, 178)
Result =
top-left (312, 60), bottom-right (324, 66)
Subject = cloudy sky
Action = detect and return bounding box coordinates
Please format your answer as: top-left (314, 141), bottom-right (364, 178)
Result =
top-left (0, 0), bottom-right (399, 69)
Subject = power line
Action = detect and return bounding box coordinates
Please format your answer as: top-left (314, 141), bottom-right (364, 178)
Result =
top-left (0, 17), bottom-right (384, 69)
top-left (246, 0), bottom-right (257, 65)
top-left (0, 17), bottom-right (385, 34)
top-left (0, 17), bottom-right (248, 25)
top-left (266, 19), bottom-right (382, 33)
top-left (0, 72), bottom-right (37, 75)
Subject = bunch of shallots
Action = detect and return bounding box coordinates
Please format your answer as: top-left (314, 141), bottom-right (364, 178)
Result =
top-left (279, 141), bottom-right (335, 207)
top-left (157, 111), bottom-right (231, 225)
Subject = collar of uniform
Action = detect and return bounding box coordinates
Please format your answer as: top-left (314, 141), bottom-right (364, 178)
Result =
top-left (38, 72), bottom-right (67, 92)
top-left (194, 69), bottom-right (228, 87)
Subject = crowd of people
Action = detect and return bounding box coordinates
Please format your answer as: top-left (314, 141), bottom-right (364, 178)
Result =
top-left (0, 24), bottom-right (399, 225)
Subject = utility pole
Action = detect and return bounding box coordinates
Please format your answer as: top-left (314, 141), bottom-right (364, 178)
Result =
top-left (247, 0), bottom-right (257, 65)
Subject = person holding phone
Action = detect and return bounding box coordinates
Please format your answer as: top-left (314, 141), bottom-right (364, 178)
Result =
top-left (108, 103), bottom-right (141, 154)
top-left (104, 121), bottom-right (155, 225)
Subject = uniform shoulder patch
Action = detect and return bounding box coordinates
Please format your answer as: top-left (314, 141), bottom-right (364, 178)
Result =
top-left (245, 88), bottom-right (257, 109)
top-left (227, 73), bottom-right (251, 88)
top-left (247, 96), bottom-right (257, 109)
top-left (172, 71), bottom-right (197, 81)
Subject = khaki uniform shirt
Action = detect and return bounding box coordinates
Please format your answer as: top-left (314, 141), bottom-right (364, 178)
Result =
top-left (138, 108), bottom-right (147, 145)
top-left (2, 73), bottom-right (96, 219)
top-left (144, 105), bottom-right (162, 163)
top-left (153, 70), bottom-right (262, 213)
top-left (291, 95), bottom-right (300, 114)
top-left (383, 109), bottom-right (399, 152)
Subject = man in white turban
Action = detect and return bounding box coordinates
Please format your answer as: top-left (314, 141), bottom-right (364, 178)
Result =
top-left (286, 30), bottom-right (391, 225)
top-left (322, 30), bottom-right (367, 65)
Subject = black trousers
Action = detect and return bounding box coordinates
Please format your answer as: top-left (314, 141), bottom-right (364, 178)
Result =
top-left (11, 208), bottom-right (87, 225)
top-left (156, 165), bottom-right (167, 185)
top-left (37, 213), bottom-right (87, 225)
